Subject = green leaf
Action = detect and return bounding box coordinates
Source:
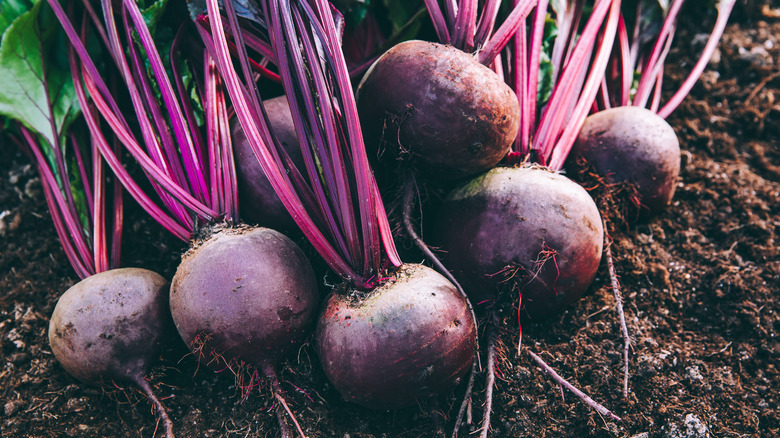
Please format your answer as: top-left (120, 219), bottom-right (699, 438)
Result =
top-left (332, 0), bottom-right (370, 28)
top-left (0, 0), bottom-right (34, 37)
top-left (0, 0), bottom-right (79, 148)
top-left (182, 61), bottom-right (206, 127)
top-left (139, 0), bottom-right (170, 32)
top-left (537, 14), bottom-right (558, 107)
top-left (383, 0), bottom-right (421, 32)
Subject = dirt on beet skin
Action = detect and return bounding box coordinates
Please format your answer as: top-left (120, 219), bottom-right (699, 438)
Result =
top-left (1, 2), bottom-right (778, 437)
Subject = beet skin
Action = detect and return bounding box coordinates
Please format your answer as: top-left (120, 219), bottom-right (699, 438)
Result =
top-left (569, 106), bottom-right (681, 215)
top-left (48, 268), bottom-right (170, 384)
top-left (316, 264), bottom-right (476, 409)
top-left (357, 40), bottom-right (520, 180)
top-left (435, 167), bottom-right (604, 318)
top-left (170, 227), bottom-right (318, 369)
top-left (232, 96), bottom-right (304, 231)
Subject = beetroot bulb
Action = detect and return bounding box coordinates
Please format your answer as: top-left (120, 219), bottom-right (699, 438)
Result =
top-left (434, 166), bottom-right (604, 319)
top-left (355, 1), bottom-right (538, 182)
top-left (48, 269), bottom-right (173, 434)
top-left (569, 103), bottom-right (681, 217)
top-left (357, 40), bottom-right (520, 180)
top-left (169, 225), bottom-right (319, 382)
top-left (232, 95), bottom-right (305, 231)
top-left (316, 264), bottom-right (476, 409)
top-left (49, 269), bottom-right (169, 385)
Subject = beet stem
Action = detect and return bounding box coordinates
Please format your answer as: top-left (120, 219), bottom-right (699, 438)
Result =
top-left (479, 311), bottom-right (499, 438)
top-left (132, 375), bottom-right (175, 438)
top-left (526, 350), bottom-right (621, 421)
top-left (602, 217), bottom-right (631, 399)
top-left (262, 363), bottom-right (306, 438)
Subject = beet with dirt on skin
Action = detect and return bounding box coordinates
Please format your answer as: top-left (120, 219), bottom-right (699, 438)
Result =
top-left (48, 268), bottom-right (170, 385)
top-left (568, 106), bottom-right (681, 215)
top-left (434, 166), bottom-right (604, 318)
top-left (316, 263), bottom-right (476, 410)
top-left (48, 268), bottom-right (176, 437)
top-left (169, 226), bottom-right (319, 370)
top-left (357, 40), bottom-right (520, 181)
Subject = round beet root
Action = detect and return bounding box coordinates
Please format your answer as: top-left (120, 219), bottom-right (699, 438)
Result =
top-left (49, 268), bottom-right (175, 437)
top-left (49, 268), bottom-right (170, 384)
top-left (316, 264), bottom-right (476, 410)
top-left (357, 40), bottom-right (520, 180)
top-left (435, 166), bottom-right (604, 318)
top-left (569, 106), bottom-right (681, 214)
top-left (170, 226), bottom-right (318, 369)
top-left (233, 96), bottom-right (304, 231)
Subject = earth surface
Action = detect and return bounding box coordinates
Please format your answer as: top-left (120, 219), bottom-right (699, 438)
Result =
top-left (1, 1), bottom-right (778, 437)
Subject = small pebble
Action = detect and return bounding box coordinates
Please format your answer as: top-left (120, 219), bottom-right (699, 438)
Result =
top-left (664, 413), bottom-right (709, 438)
top-left (4, 401), bottom-right (18, 417)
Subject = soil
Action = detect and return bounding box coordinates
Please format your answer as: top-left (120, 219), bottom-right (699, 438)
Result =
top-left (1, 2), bottom-right (778, 438)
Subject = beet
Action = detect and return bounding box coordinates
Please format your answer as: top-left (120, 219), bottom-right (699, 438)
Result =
top-left (316, 263), bottom-right (476, 409)
top-left (48, 268), bottom-right (175, 437)
top-left (233, 96), bottom-right (304, 231)
top-left (357, 40), bottom-right (520, 181)
top-left (170, 226), bottom-right (318, 370)
top-left (49, 268), bottom-right (170, 384)
top-left (569, 106), bottom-right (681, 214)
top-left (434, 166), bottom-right (604, 318)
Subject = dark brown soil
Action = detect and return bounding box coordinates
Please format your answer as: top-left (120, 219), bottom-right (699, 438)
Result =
top-left (1, 3), bottom-right (778, 437)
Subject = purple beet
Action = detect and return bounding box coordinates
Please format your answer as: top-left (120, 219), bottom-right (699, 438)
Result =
top-left (434, 166), bottom-right (604, 318)
top-left (357, 40), bottom-right (520, 181)
top-left (316, 263), bottom-right (476, 409)
top-left (569, 106), bottom-right (681, 215)
top-left (169, 225), bottom-right (320, 436)
top-left (233, 96), bottom-right (304, 231)
top-left (170, 226), bottom-right (318, 371)
top-left (49, 268), bottom-right (175, 437)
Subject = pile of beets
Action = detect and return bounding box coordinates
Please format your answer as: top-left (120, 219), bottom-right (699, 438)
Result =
top-left (0, 0), bottom-right (734, 436)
